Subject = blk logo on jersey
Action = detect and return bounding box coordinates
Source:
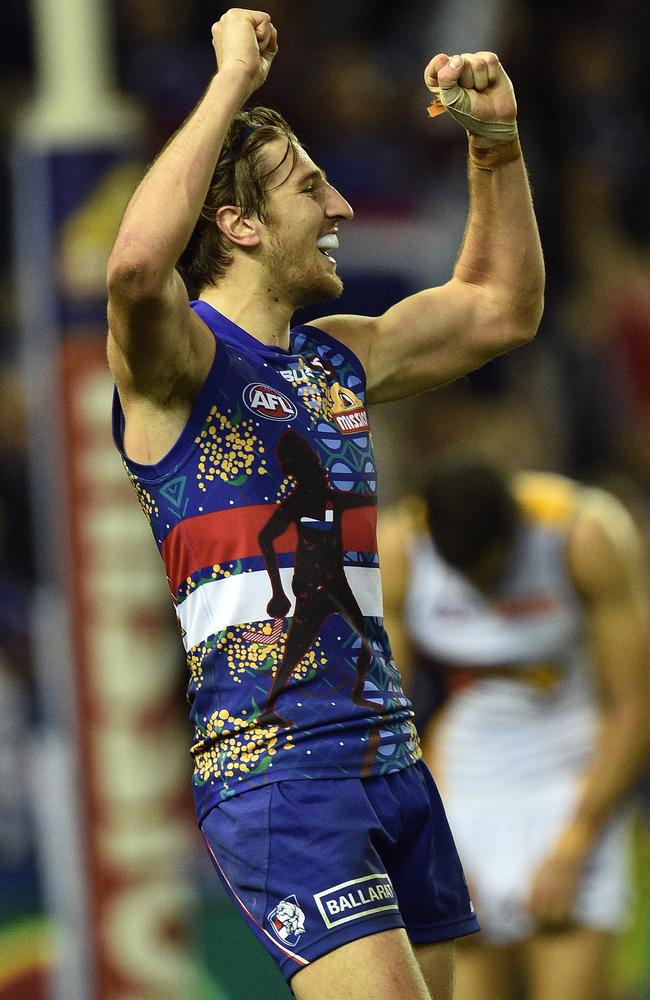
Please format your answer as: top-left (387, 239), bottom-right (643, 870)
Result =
top-left (314, 873), bottom-right (398, 928)
top-left (267, 895), bottom-right (307, 947)
top-left (243, 383), bottom-right (298, 421)
top-left (278, 357), bottom-right (314, 386)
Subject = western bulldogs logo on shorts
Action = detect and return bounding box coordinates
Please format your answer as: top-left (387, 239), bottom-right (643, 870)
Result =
top-left (267, 895), bottom-right (306, 947)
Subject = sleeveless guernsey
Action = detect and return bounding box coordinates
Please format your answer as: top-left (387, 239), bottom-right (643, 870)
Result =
top-left (406, 473), bottom-right (598, 790)
top-left (113, 301), bottom-right (419, 820)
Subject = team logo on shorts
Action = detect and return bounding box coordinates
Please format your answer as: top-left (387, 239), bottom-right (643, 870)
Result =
top-left (267, 895), bottom-right (306, 947)
top-left (314, 873), bottom-right (398, 929)
top-left (243, 383), bottom-right (298, 421)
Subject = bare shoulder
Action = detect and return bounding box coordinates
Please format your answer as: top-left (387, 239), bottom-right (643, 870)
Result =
top-left (304, 313), bottom-right (377, 372)
top-left (567, 486), bottom-right (647, 595)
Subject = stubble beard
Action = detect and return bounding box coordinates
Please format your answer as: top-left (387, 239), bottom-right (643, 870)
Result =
top-left (266, 238), bottom-right (343, 309)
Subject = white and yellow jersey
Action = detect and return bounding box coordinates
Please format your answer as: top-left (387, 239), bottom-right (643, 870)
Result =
top-left (406, 474), bottom-right (598, 791)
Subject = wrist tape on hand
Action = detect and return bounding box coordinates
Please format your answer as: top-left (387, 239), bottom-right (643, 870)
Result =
top-left (427, 82), bottom-right (517, 143)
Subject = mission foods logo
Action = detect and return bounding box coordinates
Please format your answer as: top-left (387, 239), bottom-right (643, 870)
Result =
top-left (330, 383), bottom-right (369, 435)
top-left (334, 408), bottom-right (369, 434)
top-left (243, 382), bottom-right (298, 421)
top-left (314, 873), bottom-right (398, 929)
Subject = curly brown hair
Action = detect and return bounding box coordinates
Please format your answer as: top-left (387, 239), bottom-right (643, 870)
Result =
top-left (179, 106), bottom-right (299, 293)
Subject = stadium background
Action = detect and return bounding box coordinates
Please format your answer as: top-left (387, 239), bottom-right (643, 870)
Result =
top-left (0, 0), bottom-right (648, 997)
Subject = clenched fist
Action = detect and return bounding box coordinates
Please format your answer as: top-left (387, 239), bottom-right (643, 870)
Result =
top-left (213, 8), bottom-right (278, 97)
top-left (425, 52), bottom-right (517, 143)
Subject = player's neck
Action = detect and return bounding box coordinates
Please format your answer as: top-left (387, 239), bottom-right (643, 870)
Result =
top-left (199, 272), bottom-right (293, 350)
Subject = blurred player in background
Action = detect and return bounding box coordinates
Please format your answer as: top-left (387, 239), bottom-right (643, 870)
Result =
top-left (380, 453), bottom-right (650, 1000)
top-left (106, 8), bottom-right (544, 999)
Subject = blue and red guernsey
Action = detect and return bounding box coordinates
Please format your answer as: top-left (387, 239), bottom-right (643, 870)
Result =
top-left (113, 301), bottom-right (420, 820)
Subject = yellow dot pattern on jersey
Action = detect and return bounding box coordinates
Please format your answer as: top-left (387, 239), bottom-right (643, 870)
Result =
top-left (192, 709), bottom-right (295, 785)
top-left (194, 405), bottom-right (267, 493)
top-left (186, 621), bottom-right (329, 689)
top-left (299, 374), bottom-right (334, 424)
top-left (187, 643), bottom-right (207, 690)
top-left (177, 561), bottom-right (242, 602)
top-left (218, 624), bottom-right (328, 684)
top-left (275, 475), bottom-right (297, 501)
top-left (123, 462), bottom-right (159, 520)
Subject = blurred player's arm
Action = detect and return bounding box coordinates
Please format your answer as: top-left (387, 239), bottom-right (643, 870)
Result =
top-left (316, 52), bottom-right (544, 403)
top-left (106, 10), bottom-right (277, 404)
top-left (377, 502), bottom-right (420, 697)
top-left (528, 489), bottom-right (650, 925)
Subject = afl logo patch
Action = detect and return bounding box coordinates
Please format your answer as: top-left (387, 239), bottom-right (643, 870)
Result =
top-left (243, 383), bottom-right (298, 421)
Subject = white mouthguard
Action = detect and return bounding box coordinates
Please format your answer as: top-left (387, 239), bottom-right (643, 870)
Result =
top-left (316, 234), bottom-right (339, 251)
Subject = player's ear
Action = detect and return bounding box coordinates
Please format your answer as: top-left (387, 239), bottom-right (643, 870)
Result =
top-left (215, 206), bottom-right (261, 248)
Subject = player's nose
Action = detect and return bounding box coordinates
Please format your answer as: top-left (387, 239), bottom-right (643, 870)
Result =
top-left (325, 183), bottom-right (354, 221)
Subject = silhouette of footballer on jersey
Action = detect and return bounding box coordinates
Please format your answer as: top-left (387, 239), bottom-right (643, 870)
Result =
top-left (258, 429), bottom-right (378, 727)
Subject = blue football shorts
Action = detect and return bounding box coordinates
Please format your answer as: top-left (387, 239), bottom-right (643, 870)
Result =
top-left (200, 760), bottom-right (479, 983)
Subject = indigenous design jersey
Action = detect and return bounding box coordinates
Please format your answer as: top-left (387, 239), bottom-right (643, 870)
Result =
top-left (113, 301), bottom-right (419, 819)
top-left (406, 474), bottom-right (598, 790)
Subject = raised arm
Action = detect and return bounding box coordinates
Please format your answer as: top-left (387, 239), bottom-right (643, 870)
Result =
top-left (315, 51), bottom-right (545, 404)
top-left (528, 489), bottom-right (650, 926)
top-left (106, 10), bottom-right (278, 410)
